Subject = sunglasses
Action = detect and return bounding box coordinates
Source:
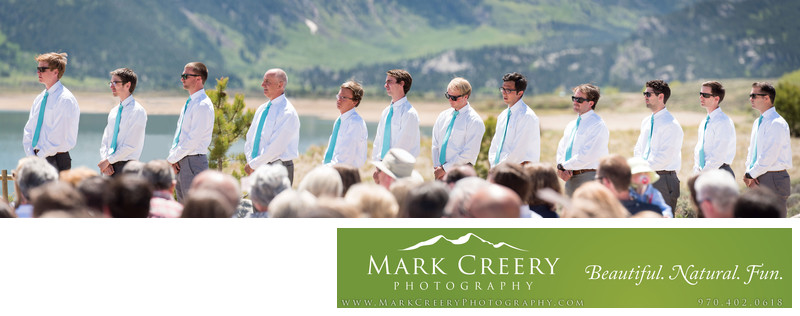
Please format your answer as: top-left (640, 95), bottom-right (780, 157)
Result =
top-left (36, 66), bottom-right (50, 73)
top-left (181, 74), bottom-right (201, 80)
top-left (643, 91), bottom-right (659, 97)
top-left (749, 93), bottom-right (768, 99)
top-left (571, 96), bottom-right (590, 103)
top-left (699, 92), bottom-right (714, 98)
top-left (445, 92), bottom-right (465, 101)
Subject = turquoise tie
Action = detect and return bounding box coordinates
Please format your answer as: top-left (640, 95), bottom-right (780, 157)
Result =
top-left (172, 97), bottom-right (190, 149)
top-left (439, 110), bottom-right (459, 166)
top-left (31, 90), bottom-right (49, 149)
top-left (494, 109), bottom-right (512, 165)
top-left (251, 101), bottom-right (272, 159)
top-left (749, 115), bottom-right (763, 169)
top-left (565, 115), bottom-right (581, 160)
top-left (642, 114), bottom-right (654, 159)
top-left (323, 117), bottom-right (341, 164)
top-left (381, 105), bottom-right (394, 159)
top-left (110, 102), bottom-right (123, 154)
top-left (698, 115), bottom-right (710, 169)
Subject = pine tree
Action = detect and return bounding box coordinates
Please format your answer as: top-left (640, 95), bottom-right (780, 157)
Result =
top-left (206, 77), bottom-right (255, 179)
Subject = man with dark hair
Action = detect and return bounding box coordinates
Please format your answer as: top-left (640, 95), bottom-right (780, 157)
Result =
top-left (596, 155), bottom-right (660, 215)
top-left (734, 187), bottom-right (782, 218)
top-left (98, 68), bottom-right (147, 177)
top-left (693, 81), bottom-right (736, 177)
top-left (401, 181), bottom-right (449, 218)
top-left (556, 84), bottom-right (609, 196)
top-left (142, 160), bottom-right (183, 218)
top-left (744, 82), bottom-right (792, 217)
top-left (444, 164), bottom-right (477, 188)
top-left (168, 62), bottom-right (214, 202)
top-left (634, 79), bottom-right (683, 212)
top-left (76, 176), bottom-right (110, 216)
top-left (244, 68), bottom-right (300, 184)
top-left (323, 80), bottom-right (368, 168)
top-left (372, 69), bottom-right (420, 163)
top-left (23, 52), bottom-right (80, 172)
top-left (489, 72), bottom-right (540, 167)
top-left (105, 175), bottom-right (152, 218)
top-left (31, 182), bottom-right (87, 217)
top-left (488, 162), bottom-right (540, 218)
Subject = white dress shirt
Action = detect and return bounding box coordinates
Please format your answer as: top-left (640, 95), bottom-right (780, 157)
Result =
top-left (167, 89), bottom-right (214, 163)
top-left (99, 96), bottom-right (148, 163)
top-left (556, 110), bottom-right (609, 170)
top-left (371, 97), bottom-right (421, 160)
top-left (431, 103), bottom-right (486, 171)
top-left (244, 94), bottom-right (300, 169)
top-left (633, 108), bottom-right (683, 171)
top-left (745, 107), bottom-right (792, 178)
top-left (488, 99), bottom-right (540, 167)
top-left (323, 108), bottom-right (368, 168)
top-left (692, 107), bottom-right (736, 173)
top-left (22, 81), bottom-right (80, 158)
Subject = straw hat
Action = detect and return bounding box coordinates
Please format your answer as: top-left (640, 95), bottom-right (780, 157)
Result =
top-left (627, 157), bottom-right (659, 183)
top-left (370, 148), bottom-right (421, 180)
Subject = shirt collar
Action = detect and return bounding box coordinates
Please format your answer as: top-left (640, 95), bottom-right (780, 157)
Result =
top-left (652, 108), bottom-right (670, 119)
top-left (120, 95), bottom-right (135, 108)
top-left (340, 107), bottom-right (357, 119)
top-left (269, 94), bottom-right (287, 106)
top-left (46, 81), bottom-right (64, 94)
top-left (391, 96), bottom-right (408, 108)
top-left (189, 89), bottom-right (207, 102)
top-left (763, 106), bottom-right (778, 118)
top-left (579, 109), bottom-right (595, 119)
top-left (509, 99), bottom-right (526, 113)
top-left (454, 102), bottom-right (471, 114)
top-left (708, 107), bottom-right (723, 118)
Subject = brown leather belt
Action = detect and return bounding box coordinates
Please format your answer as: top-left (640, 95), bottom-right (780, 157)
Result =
top-left (656, 170), bottom-right (676, 175)
top-left (571, 169), bottom-right (596, 175)
top-left (766, 170), bottom-right (787, 174)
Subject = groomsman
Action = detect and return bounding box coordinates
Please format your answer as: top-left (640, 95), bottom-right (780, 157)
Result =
top-left (556, 84), bottom-right (609, 196)
top-left (23, 52), bottom-right (80, 172)
top-left (244, 68), bottom-right (300, 183)
top-left (98, 68), bottom-right (147, 177)
top-left (693, 81), bottom-right (735, 176)
top-left (488, 72), bottom-right (540, 168)
top-left (744, 82), bottom-right (792, 217)
top-left (431, 77), bottom-right (485, 181)
top-left (168, 62), bottom-right (215, 202)
top-left (322, 80), bottom-right (368, 168)
top-left (634, 80), bottom-right (683, 211)
top-left (372, 69), bottom-right (421, 182)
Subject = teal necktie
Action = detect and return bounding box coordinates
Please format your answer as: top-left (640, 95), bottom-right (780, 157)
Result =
top-left (251, 101), bottom-right (272, 159)
top-left (494, 108), bottom-right (512, 165)
top-left (323, 117), bottom-right (341, 164)
top-left (381, 105), bottom-right (394, 159)
top-left (31, 90), bottom-right (49, 149)
top-left (565, 115), bottom-right (581, 160)
top-left (749, 115), bottom-right (763, 169)
top-left (439, 110), bottom-right (459, 166)
top-left (172, 97), bottom-right (190, 149)
top-left (698, 115), bottom-right (710, 169)
top-left (642, 114), bottom-right (654, 159)
top-left (110, 102), bottom-right (123, 154)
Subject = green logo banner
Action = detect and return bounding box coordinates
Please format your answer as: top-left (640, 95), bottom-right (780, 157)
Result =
top-left (337, 228), bottom-right (791, 308)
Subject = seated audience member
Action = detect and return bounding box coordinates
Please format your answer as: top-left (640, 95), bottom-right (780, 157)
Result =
top-left (269, 190), bottom-right (317, 218)
top-left (734, 187), bottom-right (782, 218)
top-left (298, 165), bottom-right (343, 198)
top-left (525, 163), bottom-right (562, 218)
top-left (142, 160), bottom-right (183, 218)
top-left (400, 181), bottom-right (450, 218)
top-left (105, 175), bottom-right (152, 218)
top-left (389, 177), bottom-right (424, 214)
top-left (627, 157), bottom-right (673, 217)
top-left (444, 164), bottom-right (477, 189)
top-left (121, 160), bottom-right (145, 176)
top-left (76, 176), bottom-right (110, 217)
top-left (694, 169), bottom-right (739, 218)
top-left (189, 170), bottom-right (241, 212)
top-left (31, 182), bottom-right (88, 217)
top-left (466, 184), bottom-right (523, 218)
top-left (59, 167), bottom-right (98, 187)
top-left (371, 148), bottom-right (422, 190)
top-left (345, 183), bottom-right (399, 218)
top-left (488, 162), bottom-right (540, 218)
top-left (332, 164), bottom-right (361, 195)
top-left (306, 197), bottom-right (354, 218)
top-left (249, 164), bottom-right (292, 218)
top-left (444, 177), bottom-right (490, 218)
top-left (565, 182), bottom-right (630, 218)
top-left (14, 157), bottom-right (59, 218)
top-left (181, 189), bottom-right (235, 218)
top-left (595, 155), bottom-right (660, 216)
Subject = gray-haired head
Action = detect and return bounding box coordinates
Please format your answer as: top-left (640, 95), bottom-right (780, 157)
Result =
top-left (121, 160), bottom-right (145, 176)
top-left (443, 177), bottom-right (490, 218)
top-left (298, 165), bottom-right (343, 198)
top-left (250, 164), bottom-right (291, 210)
top-left (15, 157), bottom-right (58, 202)
top-left (142, 160), bottom-right (175, 191)
top-left (695, 169), bottom-right (739, 217)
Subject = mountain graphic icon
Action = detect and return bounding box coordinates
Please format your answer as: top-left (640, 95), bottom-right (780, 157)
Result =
top-left (399, 233), bottom-right (528, 252)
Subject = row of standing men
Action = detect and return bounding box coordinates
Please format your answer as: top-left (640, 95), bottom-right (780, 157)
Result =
top-left (23, 53), bottom-right (793, 212)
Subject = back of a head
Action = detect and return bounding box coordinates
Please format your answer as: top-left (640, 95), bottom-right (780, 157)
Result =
top-left (444, 177), bottom-right (489, 218)
top-left (332, 164), bottom-right (361, 195)
top-left (143, 160), bottom-right (175, 191)
top-left (488, 162), bottom-right (531, 202)
top-left (77, 176), bottom-right (110, 215)
top-left (566, 182), bottom-right (630, 218)
top-left (525, 163), bottom-right (561, 207)
top-left (269, 190), bottom-right (317, 218)
top-left (734, 187), bottom-right (782, 218)
top-left (401, 181), bottom-right (450, 218)
top-left (16, 157), bottom-right (59, 202)
top-left (345, 183), bottom-right (399, 218)
top-left (298, 165), bottom-right (343, 198)
top-left (190, 170), bottom-right (241, 210)
top-left (466, 184), bottom-right (522, 218)
top-left (695, 170), bottom-right (739, 218)
top-left (444, 164), bottom-right (477, 186)
top-left (250, 164), bottom-right (291, 210)
top-left (121, 161), bottom-right (145, 176)
top-left (31, 182), bottom-right (86, 217)
top-left (596, 155), bottom-right (631, 192)
top-left (389, 177), bottom-right (424, 215)
top-left (105, 175), bottom-right (152, 218)
top-left (182, 189), bottom-right (235, 218)
top-left (59, 167), bottom-right (99, 187)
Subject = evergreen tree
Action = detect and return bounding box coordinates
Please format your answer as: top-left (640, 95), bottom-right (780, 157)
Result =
top-left (206, 77), bottom-right (255, 179)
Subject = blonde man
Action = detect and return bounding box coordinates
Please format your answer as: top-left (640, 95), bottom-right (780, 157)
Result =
top-left (323, 80), bottom-right (368, 168)
top-left (431, 77), bottom-right (485, 181)
top-left (23, 52), bottom-right (80, 172)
